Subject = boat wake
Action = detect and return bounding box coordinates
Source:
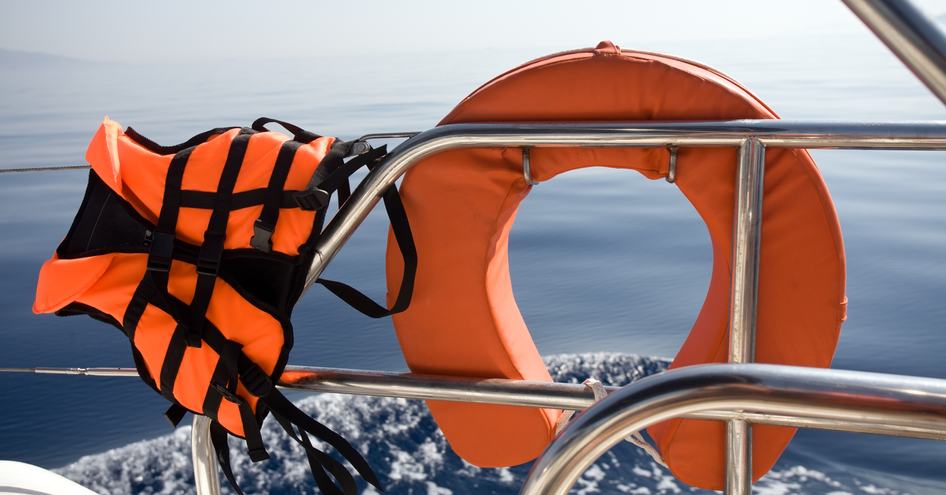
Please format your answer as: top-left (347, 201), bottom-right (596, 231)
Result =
top-left (56, 353), bottom-right (914, 494)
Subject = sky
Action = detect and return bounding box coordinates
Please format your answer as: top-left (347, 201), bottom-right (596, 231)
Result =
top-left (1, 0), bottom-right (944, 63)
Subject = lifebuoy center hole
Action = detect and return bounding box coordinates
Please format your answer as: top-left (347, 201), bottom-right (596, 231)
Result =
top-left (508, 167), bottom-right (713, 360)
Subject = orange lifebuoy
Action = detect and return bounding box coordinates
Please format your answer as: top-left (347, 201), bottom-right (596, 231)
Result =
top-left (385, 41), bottom-right (846, 489)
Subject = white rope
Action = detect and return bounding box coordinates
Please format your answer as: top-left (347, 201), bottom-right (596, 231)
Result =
top-left (554, 378), bottom-right (667, 468)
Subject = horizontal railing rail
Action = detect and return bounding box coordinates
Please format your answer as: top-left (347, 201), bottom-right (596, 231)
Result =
top-left (306, 120), bottom-right (946, 290)
top-left (8, 363), bottom-right (945, 442)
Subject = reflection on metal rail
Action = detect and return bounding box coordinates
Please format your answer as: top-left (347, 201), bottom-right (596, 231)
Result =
top-left (726, 137), bottom-right (765, 494)
top-left (520, 364), bottom-right (946, 495)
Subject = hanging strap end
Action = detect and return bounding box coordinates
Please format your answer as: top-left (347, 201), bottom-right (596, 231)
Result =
top-left (248, 447), bottom-right (270, 463)
top-left (164, 403), bottom-right (188, 427)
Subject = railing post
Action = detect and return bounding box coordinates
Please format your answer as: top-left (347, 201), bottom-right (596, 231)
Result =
top-left (192, 415), bottom-right (221, 495)
top-left (726, 138), bottom-right (766, 494)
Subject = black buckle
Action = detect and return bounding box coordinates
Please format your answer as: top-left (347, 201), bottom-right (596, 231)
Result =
top-left (250, 220), bottom-right (273, 253)
top-left (196, 232), bottom-right (225, 276)
top-left (211, 382), bottom-right (246, 406)
top-left (293, 188), bottom-right (330, 211)
top-left (146, 230), bottom-right (175, 272)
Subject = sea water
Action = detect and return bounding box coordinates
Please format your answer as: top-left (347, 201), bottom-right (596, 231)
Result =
top-left (0, 34), bottom-right (944, 494)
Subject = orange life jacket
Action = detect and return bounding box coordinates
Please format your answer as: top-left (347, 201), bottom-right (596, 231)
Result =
top-left (34, 117), bottom-right (416, 495)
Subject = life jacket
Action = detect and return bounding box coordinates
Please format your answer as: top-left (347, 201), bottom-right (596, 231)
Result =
top-left (386, 41), bottom-right (846, 489)
top-left (34, 117), bottom-right (417, 495)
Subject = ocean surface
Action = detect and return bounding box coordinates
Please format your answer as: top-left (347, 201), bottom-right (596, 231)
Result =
top-left (1, 33), bottom-right (945, 494)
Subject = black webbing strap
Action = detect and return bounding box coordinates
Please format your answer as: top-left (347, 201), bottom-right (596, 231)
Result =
top-left (146, 147), bottom-right (191, 274)
top-left (171, 313), bottom-right (269, 462)
top-left (130, 345), bottom-right (158, 391)
top-left (124, 274), bottom-right (194, 405)
top-left (282, 142), bottom-right (418, 318)
top-left (165, 403), bottom-right (188, 427)
top-left (122, 146), bottom-right (194, 401)
top-left (180, 188), bottom-right (302, 210)
top-left (198, 335), bottom-right (268, 461)
top-left (263, 387), bottom-right (382, 491)
top-left (306, 144), bottom-right (387, 208)
top-left (251, 139), bottom-right (303, 252)
top-left (186, 129), bottom-right (254, 347)
top-left (224, 341), bottom-right (267, 462)
top-left (300, 427), bottom-right (357, 495)
top-left (220, 343), bottom-right (380, 492)
top-left (336, 173), bottom-right (352, 208)
top-left (316, 179), bottom-right (417, 318)
top-left (201, 347), bottom-right (231, 422)
top-left (211, 414), bottom-right (360, 495)
top-left (209, 420), bottom-right (247, 495)
top-left (159, 326), bottom-right (189, 399)
top-left (271, 411), bottom-right (356, 495)
top-left (236, 397), bottom-right (268, 462)
top-left (125, 126), bottom-right (239, 156)
top-left (197, 316), bottom-right (375, 493)
top-left (138, 280), bottom-right (379, 493)
top-left (293, 140), bottom-right (367, 211)
top-left (122, 281), bottom-right (153, 340)
top-left (252, 117), bottom-right (321, 143)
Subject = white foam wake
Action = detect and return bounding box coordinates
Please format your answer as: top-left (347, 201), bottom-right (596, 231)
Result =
top-left (56, 353), bottom-right (917, 494)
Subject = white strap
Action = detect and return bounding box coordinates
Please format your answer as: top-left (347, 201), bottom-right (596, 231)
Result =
top-left (554, 378), bottom-right (667, 468)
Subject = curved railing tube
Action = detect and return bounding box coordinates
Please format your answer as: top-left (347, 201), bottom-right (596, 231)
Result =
top-left (520, 363), bottom-right (946, 495)
top-left (302, 120), bottom-right (946, 290)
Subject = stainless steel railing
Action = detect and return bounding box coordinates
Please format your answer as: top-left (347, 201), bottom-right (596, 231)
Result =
top-left (279, 119), bottom-right (946, 495)
top-left (199, 0), bottom-right (946, 493)
top-left (844, 0), bottom-right (946, 105)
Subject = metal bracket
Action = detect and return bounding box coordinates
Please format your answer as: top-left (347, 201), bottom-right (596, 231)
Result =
top-left (350, 140), bottom-right (372, 156)
top-left (523, 147), bottom-right (539, 186)
top-left (666, 145), bottom-right (678, 183)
